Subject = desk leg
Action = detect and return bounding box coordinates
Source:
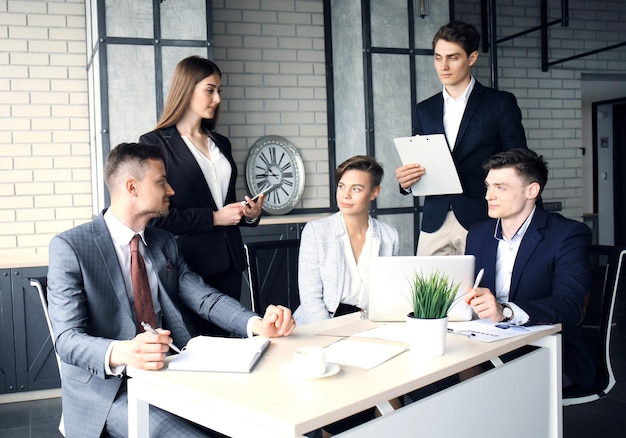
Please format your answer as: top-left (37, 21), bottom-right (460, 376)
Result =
top-left (375, 401), bottom-right (394, 415)
top-left (530, 333), bottom-right (563, 438)
top-left (127, 378), bottom-right (150, 438)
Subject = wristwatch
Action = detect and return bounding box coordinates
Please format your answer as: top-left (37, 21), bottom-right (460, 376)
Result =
top-left (501, 303), bottom-right (514, 322)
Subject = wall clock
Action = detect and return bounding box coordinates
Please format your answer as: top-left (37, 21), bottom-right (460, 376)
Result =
top-left (245, 135), bottom-right (305, 215)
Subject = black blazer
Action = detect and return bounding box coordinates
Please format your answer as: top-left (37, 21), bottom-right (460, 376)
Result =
top-left (139, 126), bottom-right (258, 278)
top-left (466, 208), bottom-right (595, 388)
top-left (412, 80), bottom-right (527, 233)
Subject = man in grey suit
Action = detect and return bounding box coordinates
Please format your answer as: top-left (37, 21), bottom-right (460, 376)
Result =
top-left (47, 142), bottom-right (295, 438)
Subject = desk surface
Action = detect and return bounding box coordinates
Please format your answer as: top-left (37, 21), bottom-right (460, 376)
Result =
top-left (128, 314), bottom-right (561, 437)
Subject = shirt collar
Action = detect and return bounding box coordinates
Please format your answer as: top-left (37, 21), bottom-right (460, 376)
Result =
top-left (442, 76), bottom-right (475, 104)
top-left (103, 209), bottom-right (147, 247)
top-left (493, 206), bottom-right (536, 242)
top-left (339, 213), bottom-right (373, 238)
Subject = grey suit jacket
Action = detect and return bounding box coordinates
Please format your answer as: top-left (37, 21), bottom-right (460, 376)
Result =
top-left (294, 213), bottom-right (399, 325)
top-left (47, 213), bottom-right (256, 438)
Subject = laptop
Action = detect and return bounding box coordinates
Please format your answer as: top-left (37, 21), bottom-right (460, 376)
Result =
top-left (368, 255), bottom-right (476, 322)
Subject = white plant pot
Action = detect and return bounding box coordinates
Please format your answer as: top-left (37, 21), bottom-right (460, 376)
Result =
top-left (405, 314), bottom-right (448, 357)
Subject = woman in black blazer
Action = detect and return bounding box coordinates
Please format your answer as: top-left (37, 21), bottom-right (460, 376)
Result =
top-left (140, 56), bottom-right (264, 335)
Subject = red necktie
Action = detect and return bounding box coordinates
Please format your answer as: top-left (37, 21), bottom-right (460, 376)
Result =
top-left (130, 234), bottom-right (157, 333)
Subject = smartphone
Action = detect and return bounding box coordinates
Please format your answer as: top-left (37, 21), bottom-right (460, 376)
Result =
top-left (242, 183), bottom-right (281, 206)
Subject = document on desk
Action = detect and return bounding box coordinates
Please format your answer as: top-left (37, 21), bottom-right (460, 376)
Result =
top-left (447, 319), bottom-right (557, 343)
top-left (324, 339), bottom-right (407, 370)
top-left (167, 336), bottom-right (270, 373)
top-left (394, 134), bottom-right (462, 196)
top-left (351, 324), bottom-right (409, 344)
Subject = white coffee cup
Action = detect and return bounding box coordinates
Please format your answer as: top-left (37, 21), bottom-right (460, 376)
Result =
top-left (292, 346), bottom-right (327, 378)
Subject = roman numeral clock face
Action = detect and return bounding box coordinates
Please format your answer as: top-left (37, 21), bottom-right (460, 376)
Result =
top-left (245, 136), bottom-right (305, 215)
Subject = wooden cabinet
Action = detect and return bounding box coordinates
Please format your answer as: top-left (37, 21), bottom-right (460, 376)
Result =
top-left (0, 267), bottom-right (60, 394)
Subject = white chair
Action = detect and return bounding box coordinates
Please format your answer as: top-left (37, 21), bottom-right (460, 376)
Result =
top-left (562, 246), bottom-right (625, 405)
top-left (30, 277), bottom-right (65, 436)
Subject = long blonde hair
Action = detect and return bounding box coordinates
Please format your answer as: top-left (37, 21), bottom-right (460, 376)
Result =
top-left (155, 55), bottom-right (222, 131)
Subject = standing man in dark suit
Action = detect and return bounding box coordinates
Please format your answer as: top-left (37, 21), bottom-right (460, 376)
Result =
top-left (396, 21), bottom-right (527, 255)
top-left (47, 143), bottom-right (295, 438)
top-left (465, 148), bottom-right (594, 388)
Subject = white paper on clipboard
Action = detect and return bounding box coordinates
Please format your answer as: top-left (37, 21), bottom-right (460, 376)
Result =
top-left (394, 134), bottom-right (463, 196)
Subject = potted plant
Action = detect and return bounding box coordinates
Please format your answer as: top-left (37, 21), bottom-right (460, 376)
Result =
top-left (405, 269), bottom-right (460, 356)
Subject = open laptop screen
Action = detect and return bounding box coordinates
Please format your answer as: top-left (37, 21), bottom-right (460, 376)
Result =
top-left (368, 255), bottom-right (475, 322)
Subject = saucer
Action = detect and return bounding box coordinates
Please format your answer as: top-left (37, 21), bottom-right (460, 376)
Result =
top-left (280, 362), bottom-right (340, 380)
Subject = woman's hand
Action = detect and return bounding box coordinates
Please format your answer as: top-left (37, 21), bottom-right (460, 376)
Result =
top-left (242, 194), bottom-right (264, 221)
top-left (214, 203), bottom-right (245, 226)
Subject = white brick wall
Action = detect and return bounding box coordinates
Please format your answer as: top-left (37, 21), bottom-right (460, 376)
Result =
top-left (2, 0), bottom-right (623, 257)
top-left (0, 0), bottom-right (90, 257)
top-left (212, 0), bottom-right (329, 209)
top-left (456, 0), bottom-right (626, 219)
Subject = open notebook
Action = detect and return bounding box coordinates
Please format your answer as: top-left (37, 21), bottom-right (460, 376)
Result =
top-left (368, 255), bottom-right (476, 322)
top-left (168, 336), bottom-right (271, 373)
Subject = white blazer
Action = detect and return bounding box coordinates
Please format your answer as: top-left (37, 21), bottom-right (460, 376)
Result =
top-left (294, 212), bottom-right (399, 325)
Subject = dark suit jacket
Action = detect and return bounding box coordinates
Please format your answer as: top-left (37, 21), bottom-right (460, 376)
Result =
top-left (412, 80), bottom-right (527, 233)
top-left (466, 208), bottom-right (595, 387)
top-left (139, 125), bottom-right (258, 280)
top-left (47, 213), bottom-right (256, 438)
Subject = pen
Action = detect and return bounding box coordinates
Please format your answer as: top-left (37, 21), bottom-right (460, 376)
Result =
top-left (472, 268), bottom-right (485, 289)
top-left (447, 328), bottom-right (476, 338)
top-left (463, 268), bottom-right (485, 305)
top-left (141, 322), bottom-right (182, 354)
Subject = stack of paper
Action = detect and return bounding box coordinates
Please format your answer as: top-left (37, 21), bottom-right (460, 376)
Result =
top-left (447, 319), bottom-right (556, 342)
top-left (324, 339), bottom-right (407, 370)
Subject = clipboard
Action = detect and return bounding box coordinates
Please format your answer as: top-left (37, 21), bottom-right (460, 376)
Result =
top-left (394, 134), bottom-right (462, 196)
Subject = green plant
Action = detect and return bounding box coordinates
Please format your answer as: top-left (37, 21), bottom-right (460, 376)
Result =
top-left (407, 269), bottom-right (459, 319)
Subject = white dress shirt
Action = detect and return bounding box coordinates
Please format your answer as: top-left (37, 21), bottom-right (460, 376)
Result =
top-left (443, 76), bottom-right (475, 150)
top-left (181, 135), bottom-right (231, 208)
top-left (493, 207), bottom-right (536, 325)
top-left (339, 215), bottom-right (380, 310)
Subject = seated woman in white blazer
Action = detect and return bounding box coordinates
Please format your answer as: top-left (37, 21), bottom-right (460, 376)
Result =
top-left (294, 155), bottom-right (399, 325)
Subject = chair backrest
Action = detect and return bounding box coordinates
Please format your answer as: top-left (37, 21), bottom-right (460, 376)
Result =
top-left (563, 245), bottom-right (625, 405)
top-left (29, 277), bottom-right (66, 436)
top-left (29, 277), bottom-right (62, 371)
top-left (244, 239), bottom-right (300, 313)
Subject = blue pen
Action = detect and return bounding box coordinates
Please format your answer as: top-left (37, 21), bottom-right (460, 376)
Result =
top-left (495, 323), bottom-right (528, 331)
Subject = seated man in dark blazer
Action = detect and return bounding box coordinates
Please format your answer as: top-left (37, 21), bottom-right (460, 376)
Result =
top-left (465, 148), bottom-right (595, 388)
top-left (47, 142), bottom-right (295, 438)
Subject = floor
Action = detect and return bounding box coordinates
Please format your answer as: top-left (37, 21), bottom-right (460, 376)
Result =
top-left (1, 294), bottom-right (625, 437)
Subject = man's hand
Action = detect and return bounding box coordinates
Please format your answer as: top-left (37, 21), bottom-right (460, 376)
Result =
top-left (464, 286), bottom-right (505, 322)
top-left (253, 305), bottom-right (296, 337)
top-left (109, 329), bottom-right (173, 370)
top-left (395, 163), bottom-right (426, 190)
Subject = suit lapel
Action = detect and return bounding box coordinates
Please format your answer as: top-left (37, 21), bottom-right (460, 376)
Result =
top-left (210, 133), bottom-right (238, 203)
top-left (91, 215), bottom-right (135, 322)
top-left (143, 229), bottom-right (192, 346)
top-left (454, 81), bottom-right (484, 157)
top-left (482, 229), bottom-right (499, 293)
top-left (163, 126), bottom-right (219, 209)
top-left (509, 210), bottom-right (547, 300)
top-left (332, 214), bottom-right (346, 303)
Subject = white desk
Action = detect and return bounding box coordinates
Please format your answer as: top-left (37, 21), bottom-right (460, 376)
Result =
top-left (127, 314), bottom-right (562, 438)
